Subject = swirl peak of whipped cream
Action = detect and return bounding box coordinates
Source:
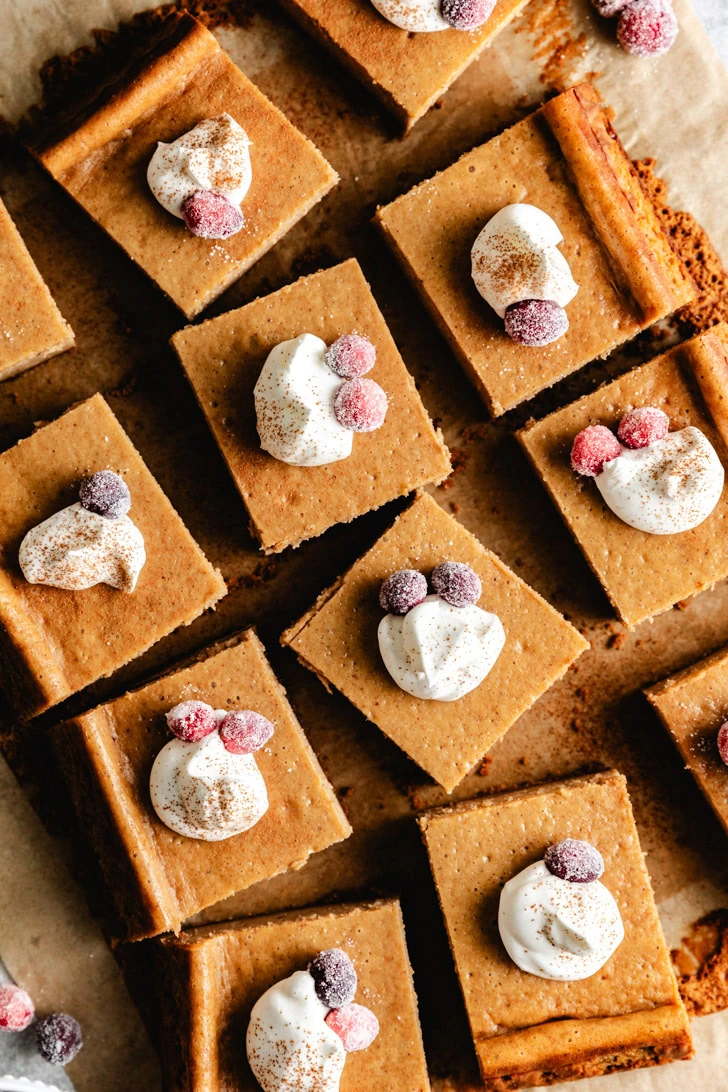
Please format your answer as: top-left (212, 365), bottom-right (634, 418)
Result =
top-left (471, 203), bottom-right (579, 319)
top-left (498, 860), bottom-right (624, 981)
top-left (147, 114), bottom-right (252, 219)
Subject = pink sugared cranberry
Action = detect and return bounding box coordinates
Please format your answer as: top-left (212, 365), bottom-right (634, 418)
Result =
top-left (431, 561), bottom-right (481, 608)
top-left (617, 406), bottom-right (669, 449)
top-left (718, 722), bottom-right (728, 766)
top-left (35, 1013), bottom-right (83, 1065)
top-left (544, 839), bottom-right (604, 883)
top-left (310, 949), bottom-right (357, 1009)
top-left (441, 0), bottom-right (496, 30)
top-left (166, 700), bottom-right (217, 742)
top-left (325, 1003), bottom-right (380, 1052)
top-left (380, 569), bottom-right (428, 615)
top-left (617, 0), bottom-right (678, 57)
top-left (219, 710), bottom-right (274, 754)
top-left (570, 425), bottom-right (621, 477)
top-left (0, 985), bottom-right (34, 1031)
top-left (182, 190), bottom-right (244, 239)
top-left (325, 334), bottom-right (376, 379)
top-left (334, 378), bottom-right (388, 432)
top-left (591, 0), bottom-right (630, 15)
top-left (504, 299), bottom-right (569, 347)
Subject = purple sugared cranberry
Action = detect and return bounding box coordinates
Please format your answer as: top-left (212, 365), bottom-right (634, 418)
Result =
top-left (504, 299), bottom-right (569, 347)
top-left (431, 561), bottom-right (481, 608)
top-left (79, 471), bottom-right (131, 520)
top-left (591, 0), bottom-right (630, 15)
top-left (617, 0), bottom-right (678, 57)
top-left (570, 425), bottom-right (621, 477)
top-left (544, 839), bottom-right (605, 883)
top-left (325, 334), bottom-right (376, 379)
top-left (379, 569), bottom-right (428, 615)
top-left (182, 190), bottom-right (244, 239)
top-left (325, 1003), bottom-right (380, 1051)
top-left (0, 985), bottom-right (34, 1031)
top-left (617, 406), bottom-right (669, 449)
top-left (35, 1013), bottom-right (83, 1065)
top-left (166, 700), bottom-right (217, 742)
top-left (441, 0), bottom-right (496, 30)
top-left (309, 949), bottom-right (357, 1009)
top-left (219, 710), bottom-right (274, 754)
top-left (334, 378), bottom-right (388, 432)
top-left (717, 722), bottom-right (728, 767)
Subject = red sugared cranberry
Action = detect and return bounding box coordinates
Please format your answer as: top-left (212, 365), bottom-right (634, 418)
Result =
top-left (717, 722), bottom-right (728, 766)
top-left (617, 0), bottom-right (678, 57)
top-left (219, 710), bottom-right (274, 754)
top-left (182, 190), bottom-right (244, 239)
top-left (504, 299), bottom-right (569, 347)
top-left (325, 1003), bottom-right (380, 1052)
top-left (431, 561), bottom-right (481, 608)
top-left (441, 0), bottom-right (496, 30)
top-left (379, 569), bottom-right (428, 615)
top-left (309, 949), bottom-right (357, 1009)
top-left (617, 406), bottom-right (669, 449)
top-left (334, 378), bottom-right (388, 432)
top-left (35, 1013), bottom-right (83, 1065)
top-left (79, 471), bottom-right (131, 520)
top-left (591, 0), bottom-right (630, 15)
top-left (325, 334), bottom-right (376, 379)
top-left (570, 425), bottom-right (621, 477)
top-left (544, 839), bottom-right (604, 883)
top-left (166, 700), bottom-right (217, 742)
top-left (0, 985), bottom-right (34, 1031)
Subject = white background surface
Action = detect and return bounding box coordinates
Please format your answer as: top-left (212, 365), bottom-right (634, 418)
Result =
top-left (694, 0), bottom-right (728, 61)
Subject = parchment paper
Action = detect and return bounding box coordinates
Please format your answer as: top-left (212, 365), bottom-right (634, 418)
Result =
top-left (2, 1), bottom-right (728, 1089)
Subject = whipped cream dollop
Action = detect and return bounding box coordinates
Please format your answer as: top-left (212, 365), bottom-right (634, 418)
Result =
top-left (19, 503), bottom-right (145, 593)
top-left (596, 426), bottom-right (724, 534)
top-left (370, 0), bottom-right (450, 31)
top-left (471, 204), bottom-right (579, 318)
top-left (150, 722), bottom-right (268, 841)
top-left (499, 860), bottom-right (624, 981)
top-left (255, 333), bottom-right (354, 467)
top-left (378, 593), bottom-right (505, 701)
top-left (247, 970), bottom-right (346, 1092)
top-left (147, 114), bottom-right (252, 218)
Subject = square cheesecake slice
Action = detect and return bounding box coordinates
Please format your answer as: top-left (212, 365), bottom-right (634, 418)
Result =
top-left (518, 324), bottom-right (728, 628)
top-left (0, 197), bottom-right (74, 380)
top-left (277, 0), bottom-right (530, 132)
top-left (375, 83), bottom-right (694, 415)
top-left (0, 393), bottom-right (226, 719)
top-left (419, 770), bottom-right (693, 1089)
top-left (155, 898), bottom-right (430, 1092)
top-left (282, 491), bottom-right (588, 792)
top-left (52, 629), bottom-right (352, 941)
top-left (35, 13), bottom-right (338, 319)
top-left (646, 644), bottom-right (728, 839)
top-left (171, 258), bottom-right (451, 553)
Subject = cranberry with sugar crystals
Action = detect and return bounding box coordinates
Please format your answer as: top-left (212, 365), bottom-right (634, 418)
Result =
top-left (591, 0), bottom-right (630, 15)
top-left (35, 1013), bottom-right (83, 1066)
top-left (544, 839), bottom-right (604, 883)
top-left (617, 406), bottom-right (669, 449)
top-left (309, 949), bottom-right (357, 1009)
top-left (570, 425), bottom-right (621, 477)
top-left (617, 0), bottom-right (678, 57)
top-left (166, 700), bottom-right (217, 742)
top-left (504, 299), bottom-right (569, 347)
top-left (0, 985), bottom-right (34, 1031)
top-left (325, 334), bottom-right (376, 379)
top-left (334, 378), bottom-right (388, 432)
top-left (431, 561), bottom-right (481, 608)
top-left (441, 0), bottom-right (496, 30)
top-left (717, 722), bottom-right (728, 767)
top-left (219, 710), bottom-right (274, 754)
top-left (182, 190), bottom-right (244, 239)
top-left (379, 569), bottom-right (428, 615)
top-left (325, 1003), bottom-right (380, 1052)
top-left (79, 470), bottom-right (131, 520)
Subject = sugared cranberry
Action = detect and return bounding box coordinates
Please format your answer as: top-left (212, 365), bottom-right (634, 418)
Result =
top-left (591, 0), bottom-right (630, 15)
top-left (0, 985), bottom-right (34, 1031)
top-left (309, 949), bottom-right (357, 1009)
top-left (334, 378), bottom-right (388, 432)
top-left (570, 425), bottom-right (621, 477)
top-left (431, 561), bottom-right (481, 608)
top-left (504, 299), bottom-right (569, 347)
top-left (379, 569), bottom-right (428, 615)
top-left (617, 406), bottom-right (669, 449)
top-left (182, 190), bottom-right (244, 239)
top-left (325, 1003), bottom-right (380, 1052)
top-left (79, 471), bottom-right (131, 520)
top-left (166, 700), bottom-right (217, 742)
top-left (441, 0), bottom-right (496, 30)
top-left (325, 334), bottom-right (376, 379)
top-left (717, 722), bottom-right (728, 766)
top-left (544, 839), bottom-right (604, 883)
top-left (219, 710), bottom-right (274, 754)
top-left (617, 0), bottom-right (678, 57)
top-left (35, 1013), bottom-right (83, 1065)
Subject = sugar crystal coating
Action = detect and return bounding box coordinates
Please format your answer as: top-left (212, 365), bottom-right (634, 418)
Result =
top-left (219, 709), bottom-right (274, 754)
top-left (309, 949), bottom-right (357, 1009)
top-left (617, 406), bottom-right (669, 449)
top-left (79, 471), bottom-right (131, 520)
top-left (441, 0), bottom-right (496, 30)
top-left (0, 985), bottom-right (34, 1031)
top-left (431, 561), bottom-right (481, 607)
top-left (617, 0), bottom-right (678, 57)
top-left (379, 569), bottom-right (428, 615)
top-left (325, 1003), bottom-right (380, 1052)
top-left (544, 839), bottom-right (605, 883)
top-left (333, 378), bottom-right (388, 432)
top-left (325, 334), bottom-right (376, 379)
top-left (166, 700), bottom-right (217, 742)
top-left (182, 190), bottom-right (244, 239)
top-left (591, 0), bottom-right (630, 15)
top-left (35, 1013), bottom-right (83, 1066)
top-left (504, 299), bottom-right (569, 346)
top-left (570, 425), bottom-right (622, 477)
top-left (718, 722), bottom-right (728, 766)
